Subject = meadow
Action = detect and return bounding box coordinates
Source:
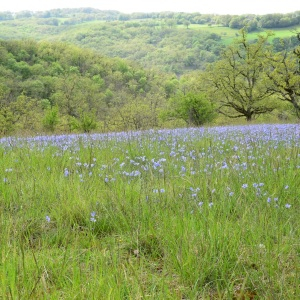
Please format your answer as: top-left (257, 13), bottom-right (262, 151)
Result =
top-left (177, 24), bottom-right (300, 44)
top-left (0, 124), bottom-right (299, 299)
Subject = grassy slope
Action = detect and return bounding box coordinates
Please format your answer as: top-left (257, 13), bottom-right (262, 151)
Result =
top-left (178, 24), bottom-right (300, 44)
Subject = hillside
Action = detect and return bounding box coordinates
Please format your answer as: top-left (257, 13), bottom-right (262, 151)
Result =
top-left (0, 9), bottom-right (299, 136)
top-left (0, 9), bottom-right (299, 75)
top-left (0, 39), bottom-right (177, 134)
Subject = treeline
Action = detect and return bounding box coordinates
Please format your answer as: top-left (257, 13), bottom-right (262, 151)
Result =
top-left (0, 8), bottom-right (119, 22)
top-left (1, 8), bottom-right (300, 30)
top-left (215, 13), bottom-right (300, 30)
top-left (119, 11), bottom-right (300, 31)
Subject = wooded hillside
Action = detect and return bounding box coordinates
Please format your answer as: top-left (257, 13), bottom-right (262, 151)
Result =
top-left (0, 9), bottom-right (300, 135)
top-left (0, 40), bottom-right (178, 134)
top-left (0, 9), bottom-right (299, 75)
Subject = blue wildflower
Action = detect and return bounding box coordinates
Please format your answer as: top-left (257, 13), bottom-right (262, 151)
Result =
top-left (64, 168), bottom-right (69, 177)
top-left (90, 211), bottom-right (96, 222)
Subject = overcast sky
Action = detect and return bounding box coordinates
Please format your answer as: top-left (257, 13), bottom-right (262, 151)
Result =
top-left (0, 0), bottom-right (299, 15)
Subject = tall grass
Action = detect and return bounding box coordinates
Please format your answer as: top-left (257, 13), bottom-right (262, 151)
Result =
top-left (0, 124), bottom-right (299, 299)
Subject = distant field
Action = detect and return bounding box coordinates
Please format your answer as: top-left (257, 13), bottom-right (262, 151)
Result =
top-left (178, 24), bottom-right (300, 44)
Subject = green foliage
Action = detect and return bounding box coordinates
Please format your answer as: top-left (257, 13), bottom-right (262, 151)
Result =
top-left (1, 11), bottom-right (299, 75)
top-left (0, 39), bottom-right (174, 134)
top-left (265, 47), bottom-right (300, 118)
top-left (0, 90), bottom-right (38, 134)
top-left (43, 107), bottom-right (59, 132)
top-left (78, 113), bottom-right (97, 133)
top-left (166, 92), bottom-right (216, 126)
top-left (0, 19), bottom-right (299, 134)
top-left (0, 107), bottom-right (14, 134)
top-left (205, 29), bottom-right (276, 121)
top-left (258, 13), bottom-right (300, 28)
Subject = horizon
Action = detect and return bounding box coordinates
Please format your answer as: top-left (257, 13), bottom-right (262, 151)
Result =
top-left (0, 0), bottom-right (299, 15)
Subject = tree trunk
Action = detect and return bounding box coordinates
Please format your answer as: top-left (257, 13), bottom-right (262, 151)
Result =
top-left (246, 113), bottom-right (253, 122)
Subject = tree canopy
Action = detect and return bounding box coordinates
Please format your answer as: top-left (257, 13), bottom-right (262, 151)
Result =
top-left (205, 30), bottom-right (276, 121)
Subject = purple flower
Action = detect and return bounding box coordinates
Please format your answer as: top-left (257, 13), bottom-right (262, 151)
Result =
top-left (242, 184), bottom-right (248, 189)
top-left (90, 212), bottom-right (96, 222)
top-left (221, 162), bottom-right (228, 169)
top-left (169, 151), bottom-right (176, 157)
top-left (46, 216), bottom-right (51, 222)
top-left (152, 161), bottom-right (161, 169)
top-left (64, 168), bottom-right (69, 177)
top-left (285, 204), bottom-right (291, 208)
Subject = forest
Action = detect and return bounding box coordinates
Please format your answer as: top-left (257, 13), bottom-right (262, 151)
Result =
top-left (0, 8), bottom-right (300, 135)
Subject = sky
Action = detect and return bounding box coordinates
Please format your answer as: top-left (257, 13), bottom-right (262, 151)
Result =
top-left (0, 0), bottom-right (299, 15)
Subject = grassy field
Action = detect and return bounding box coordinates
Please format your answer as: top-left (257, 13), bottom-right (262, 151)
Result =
top-left (178, 24), bottom-right (300, 45)
top-left (0, 124), bottom-right (299, 299)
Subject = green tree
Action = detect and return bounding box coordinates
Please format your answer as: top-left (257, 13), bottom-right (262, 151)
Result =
top-left (0, 92), bottom-right (38, 134)
top-left (206, 29), bottom-right (275, 121)
top-left (183, 20), bottom-right (191, 29)
top-left (264, 40), bottom-right (300, 118)
top-left (166, 92), bottom-right (216, 126)
top-left (78, 113), bottom-right (97, 133)
top-left (43, 107), bottom-right (59, 132)
top-left (166, 19), bottom-right (176, 28)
